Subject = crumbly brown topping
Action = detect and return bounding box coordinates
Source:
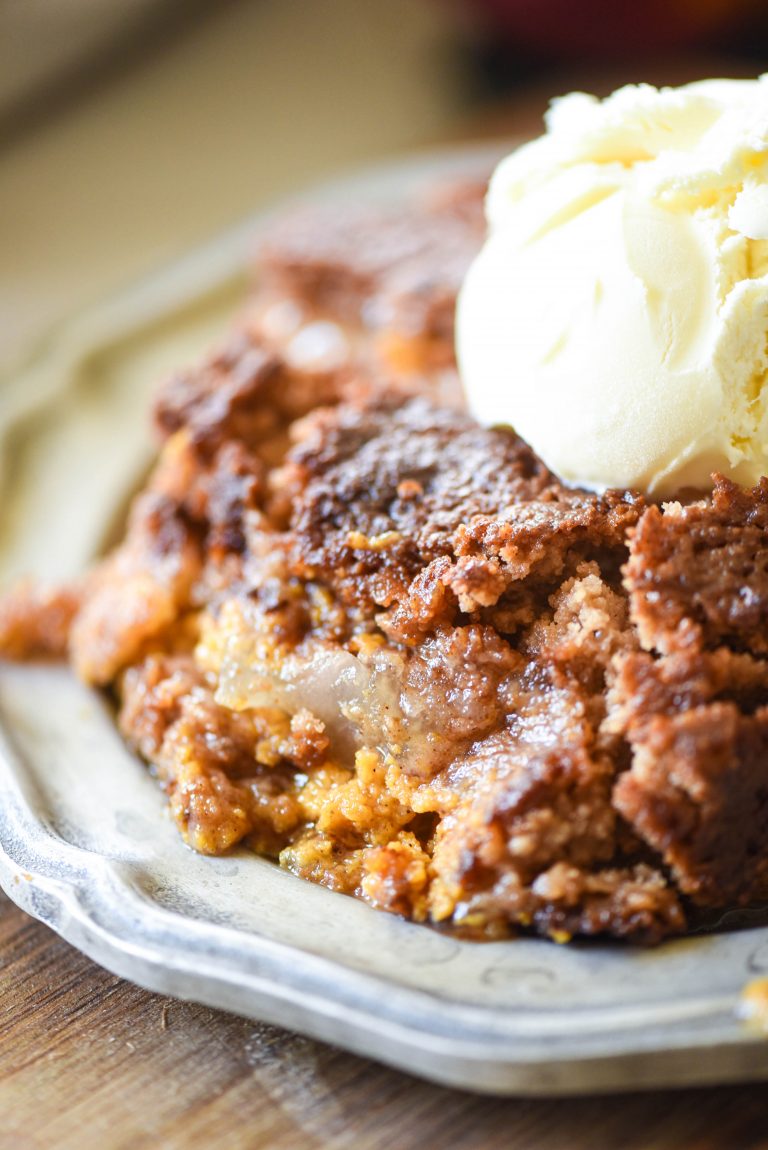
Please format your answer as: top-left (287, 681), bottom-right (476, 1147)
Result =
top-left (3, 174), bottom-right (768, 943)
top-left (624, 475), bottom-right (768, 656)
top-left (258, 183), bottom-right (485, 345)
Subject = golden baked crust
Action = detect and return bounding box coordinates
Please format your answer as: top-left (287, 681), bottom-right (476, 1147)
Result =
top-left (3, 176), bottom-right (768, 943)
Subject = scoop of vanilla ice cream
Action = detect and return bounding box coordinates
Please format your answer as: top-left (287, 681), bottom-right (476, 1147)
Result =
top-left (456, 78), bottom-right (768, 496)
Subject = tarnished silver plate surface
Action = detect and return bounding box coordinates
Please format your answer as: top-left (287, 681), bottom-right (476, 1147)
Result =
top-left (1, 149), bottom-right (768, 1096)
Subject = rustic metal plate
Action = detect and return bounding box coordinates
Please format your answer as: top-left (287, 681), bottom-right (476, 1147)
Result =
top-left (1, 149), bottom-right (767, 1095)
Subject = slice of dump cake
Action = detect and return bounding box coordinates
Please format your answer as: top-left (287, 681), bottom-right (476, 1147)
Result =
top-left (2, 170), bottom-right (768, 944)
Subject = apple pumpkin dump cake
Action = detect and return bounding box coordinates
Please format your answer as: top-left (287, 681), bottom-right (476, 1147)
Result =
top-left (4, 96), bottom-right (768, 944)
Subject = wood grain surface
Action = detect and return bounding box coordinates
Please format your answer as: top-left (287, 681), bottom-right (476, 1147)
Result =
top-left (1, 893), bottom-right (767, 1150)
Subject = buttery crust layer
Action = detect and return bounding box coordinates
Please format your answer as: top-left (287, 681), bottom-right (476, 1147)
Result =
top-left (2, 178), bottom-right (768, 942)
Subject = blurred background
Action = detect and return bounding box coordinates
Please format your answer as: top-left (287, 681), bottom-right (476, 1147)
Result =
top-left (2, 0), bottom-right (768, 373)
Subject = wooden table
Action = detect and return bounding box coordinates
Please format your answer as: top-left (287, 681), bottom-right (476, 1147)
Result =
top-left (2, 893), bottom-right (767, 1149)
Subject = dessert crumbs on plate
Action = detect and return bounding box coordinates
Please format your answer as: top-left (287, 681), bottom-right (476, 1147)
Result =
top-left (2, 171), bottom-right (768, 944)
top-left (739, 979), bottom-right (768, 1034)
